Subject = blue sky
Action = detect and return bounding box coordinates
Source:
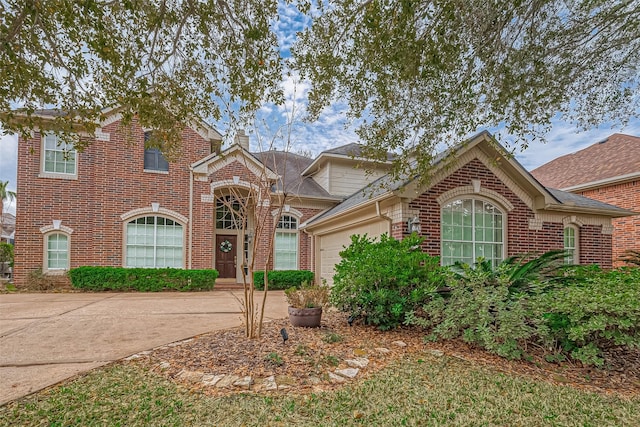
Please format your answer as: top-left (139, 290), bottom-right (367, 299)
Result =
top-left (2, 3), bottom-right (639, 214)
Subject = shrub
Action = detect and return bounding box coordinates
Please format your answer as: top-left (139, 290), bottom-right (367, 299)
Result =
top-left (331, 233), bottom-right (446, 330)
top-left (25, 268), bottom-right (71, 291)
top-left (407, 256), bottom-right (544, 359)
top-left (534, 267), bottom-right (640, 366)
top-left (69, 267), bottom-right (218, 292)
top-left (253, 270), bottom-right (314, 290)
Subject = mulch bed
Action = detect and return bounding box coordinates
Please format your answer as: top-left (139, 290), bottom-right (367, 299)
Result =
top-left (130, 310), bottom-right (640, 398)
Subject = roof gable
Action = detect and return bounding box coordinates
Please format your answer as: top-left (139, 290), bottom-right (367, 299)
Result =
top-left (531, 133), bottom-right (640, 190)
top-left (191, 144), bottom-right (279, 181)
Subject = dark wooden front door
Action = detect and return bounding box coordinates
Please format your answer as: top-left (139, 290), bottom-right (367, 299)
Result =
top-left (216, 235), bottom-right (237, 279)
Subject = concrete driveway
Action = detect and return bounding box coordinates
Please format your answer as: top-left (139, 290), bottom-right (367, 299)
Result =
top-left (0, 290), bottom-right (288, 405)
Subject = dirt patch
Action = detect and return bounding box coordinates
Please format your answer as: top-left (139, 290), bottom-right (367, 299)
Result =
top-left (129, 310), bottom-right (640, 397)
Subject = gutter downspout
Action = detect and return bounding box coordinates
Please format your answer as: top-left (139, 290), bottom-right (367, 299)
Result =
top-left (376, 201), bottom-right (393, 235)
top-left (188, 166), bottom-right (194, 270)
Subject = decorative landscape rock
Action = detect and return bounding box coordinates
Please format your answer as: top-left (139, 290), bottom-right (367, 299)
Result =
top-left (262, 376), bottom-right (277, 391)
top-left (216, 374), bottom-right (241, 388)
top-left (177, 370), bottom-right (204, 383)
top-left (158, 361), bottom-right (171, 370)
top-left (428, 349), bottom-right (444, 357)
top-left (202, 374), bottom-right (225, 386)
top-left (233, 376), bottom-right (253, 389)
top-left (336, 368), bottom-right (359, 378)
top-left (375, 347), bottom-right (391, 354)
top-left (346, 357), bottom-right (369, 368)
top-left (392, 340), bottom-right (407, 347)
top-left (328, 372), bottom-right (346, 383)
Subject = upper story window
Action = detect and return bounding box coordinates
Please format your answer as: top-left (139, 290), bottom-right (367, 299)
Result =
top-left (441, 198), bottom-right (504, 267)
top-left (144, 131), bottom-right (169, 172)
top-left (274, 215), bottom-right (298, 270)
top-left (43, 133), bottom-right (77, 175)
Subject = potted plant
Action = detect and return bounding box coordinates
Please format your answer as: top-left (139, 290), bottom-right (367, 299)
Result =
top-left (285, 282), bottom-right (330, 327)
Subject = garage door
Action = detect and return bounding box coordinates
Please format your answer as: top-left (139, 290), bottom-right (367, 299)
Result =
top-left (318, 220), bottom-right (388, 286)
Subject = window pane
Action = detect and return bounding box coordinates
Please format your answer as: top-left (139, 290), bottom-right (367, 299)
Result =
top-left (442, 199), bottom-right (504, 266)
top-left (274, 232), bottom-right (297, 270)
top-left (47, 233), bottom-right (68, 270)
top-left (126, 216), bottom-right (183, 268)
top-left (43, 134), bottom-right (76, 174)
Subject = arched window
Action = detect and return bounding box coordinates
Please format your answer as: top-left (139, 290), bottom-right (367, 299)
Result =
top-left (216, 196), bottom-right (245, 230)
top-left (45, 232), bottom-right (70, 270)
top-left (564, 226), bottom-right (579, 264)
top-left (274, 215), bottom-right (298, 270)
top-left (125, 216), bottom-right (183, 268)
top-left (441, 198), bottom-right (504, 266)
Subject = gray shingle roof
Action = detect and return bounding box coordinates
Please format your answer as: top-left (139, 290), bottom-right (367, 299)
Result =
top-left (253, 151), bottom-right (339, 200)
top-left (322, 143), bottom-right (395, 161)
top-left (546, 188), bottom-right (632, 213)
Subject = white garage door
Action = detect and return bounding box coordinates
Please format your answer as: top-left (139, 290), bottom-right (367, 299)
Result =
top-left (318, 221), bottom-right (387, 286)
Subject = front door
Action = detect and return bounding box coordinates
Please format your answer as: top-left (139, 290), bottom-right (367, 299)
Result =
top-left (216, 235), bottom-right (237, 279)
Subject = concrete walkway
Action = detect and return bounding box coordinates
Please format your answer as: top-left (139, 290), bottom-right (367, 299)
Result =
top-left (0, 290), bottom-right (288, 405)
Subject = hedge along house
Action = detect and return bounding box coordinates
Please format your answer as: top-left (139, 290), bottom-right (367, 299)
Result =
top-left (301, 131), bottom-right (635, 285)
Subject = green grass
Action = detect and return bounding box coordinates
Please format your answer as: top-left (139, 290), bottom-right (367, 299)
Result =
top-left (1, 354), bottom-right (638, 426)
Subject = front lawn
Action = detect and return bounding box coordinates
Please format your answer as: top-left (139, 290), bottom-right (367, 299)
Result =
top-left (1, 352), bottom-right (638, 426)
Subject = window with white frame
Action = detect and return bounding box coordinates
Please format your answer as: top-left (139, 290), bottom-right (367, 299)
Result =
top-left (43, 133), bottom-right (77, 175)
top-left (46, 232), bottom-right (69, 270)
top-left (274, 215), bottom-right (298, 270)
top-left (125, 216), bottom-right (183, 268)
top-left (564, 226), bottom-right (578, 264)
top-left (216, 196), bottom-right (245, 229)
top-left (441, 198), bottom-right (504, 267)
top-left (143, 131), bottom-right (169, 172)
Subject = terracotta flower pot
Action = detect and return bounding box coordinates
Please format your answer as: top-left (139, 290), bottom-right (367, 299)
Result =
top-left (288, 306), bottom-right (323, 327)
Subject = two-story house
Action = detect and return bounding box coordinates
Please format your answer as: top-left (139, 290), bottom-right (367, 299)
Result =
top-left (14, 110), bottom-right (634, 287)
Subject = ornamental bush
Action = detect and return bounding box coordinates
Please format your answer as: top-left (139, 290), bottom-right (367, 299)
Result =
top-left (406, 255), bottom-right (640, 366)
top-left (535, 267), bottom-right (640, 366)
top-left (253, 270), bottom-right (314, 290)
top-left (331, 233), bottom-right (446, 330)
top-left (69, 266), bottom-right (218, 292)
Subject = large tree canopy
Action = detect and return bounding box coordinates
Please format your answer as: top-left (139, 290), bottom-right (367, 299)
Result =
top-left (1, 0), bottom-right (283, 152)
top-left (293, 0), bottom-right (640, 183)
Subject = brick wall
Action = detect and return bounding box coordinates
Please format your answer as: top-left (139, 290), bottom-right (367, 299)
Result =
top-left (14, 120), bottom-right (212, 286)
top-left (578, 180), bottom-right (639, 266)
top-left (401, 159), bottom-right (612, 267)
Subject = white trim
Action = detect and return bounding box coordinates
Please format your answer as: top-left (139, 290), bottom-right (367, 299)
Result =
top-left (563, 225), bottom-right (580, 264)
top-left (120, 206), bottom-right (188, 225)
top-left (561, 172), bottom-right (640, 192)
top-left (271, 207), bottom-right (303, 219)
top-left (40, 222), bottom-right (74, 234)
top-left (436, 185), bottom-right (514, 212)
top-left (40, 133), bottom-right (78, 179)
top-left (42, 231), bottom-right (71, 273)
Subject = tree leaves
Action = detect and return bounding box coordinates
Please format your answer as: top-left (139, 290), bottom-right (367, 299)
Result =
top-left (293, 0), bottom-right (640, 185)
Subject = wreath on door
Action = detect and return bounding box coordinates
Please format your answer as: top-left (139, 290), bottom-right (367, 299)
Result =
top-left (219, 239), bottom-right (233, 253)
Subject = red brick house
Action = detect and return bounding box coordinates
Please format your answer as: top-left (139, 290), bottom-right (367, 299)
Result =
top-left (531, 134), bottom-right (640, 266)
top-left (302, 132), bottom-right (634, 284)
top-left (14, 113), bottom-right (634, 287)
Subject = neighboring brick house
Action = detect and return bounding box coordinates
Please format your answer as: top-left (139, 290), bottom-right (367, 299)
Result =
top-left (303, 132), bottom-right (634, 285)
top-left (15, 115), bottom-right (634, 287)
top-left (531, 134), bottom-right (640, 266)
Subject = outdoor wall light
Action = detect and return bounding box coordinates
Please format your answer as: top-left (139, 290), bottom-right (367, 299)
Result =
top-left (408, 216), bottom-right (421, 234)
